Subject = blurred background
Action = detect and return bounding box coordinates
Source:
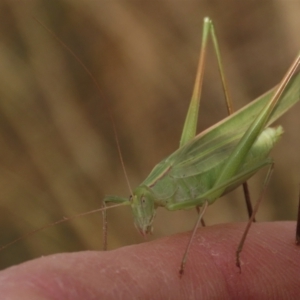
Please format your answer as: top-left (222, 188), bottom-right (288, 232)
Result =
top-left (0, 0), bottom-right (300, 269)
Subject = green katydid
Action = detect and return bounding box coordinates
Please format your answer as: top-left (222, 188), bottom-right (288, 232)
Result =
top-left (102, 17), bottom-right (300, 273)
top-left (1, 17), bottom-right (300, 274)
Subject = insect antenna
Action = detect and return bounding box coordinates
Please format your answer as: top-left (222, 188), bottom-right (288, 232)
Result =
top-left (0, 203), bottom-right (126, 252)
top-left (0, 19), bottom-right (135, 254)
top-left (33, 18), bottom-right (133, 196)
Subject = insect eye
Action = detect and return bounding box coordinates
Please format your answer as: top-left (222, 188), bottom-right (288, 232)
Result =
top-left (141, 196), bottom-right (146, 205)
top-left (129, 195), bottom-right (133, 202)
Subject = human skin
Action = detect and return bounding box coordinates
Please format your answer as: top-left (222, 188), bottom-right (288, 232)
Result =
top-left (0, 222), bottom-right (299, 300)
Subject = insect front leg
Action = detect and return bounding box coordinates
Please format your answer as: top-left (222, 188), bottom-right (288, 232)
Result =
top-left (102, 196), bottom-right (130, 250)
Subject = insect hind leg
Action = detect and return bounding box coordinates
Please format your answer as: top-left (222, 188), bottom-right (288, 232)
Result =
top-left (236, 162), bottom-right (274, 271)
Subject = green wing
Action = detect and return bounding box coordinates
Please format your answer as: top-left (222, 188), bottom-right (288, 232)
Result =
top-left (142, 71), bottom-right (300, 187)
top-left (171, 71), bottom-right (300, 167)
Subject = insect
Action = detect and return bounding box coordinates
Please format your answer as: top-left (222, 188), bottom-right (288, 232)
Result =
top-left (1, 17), bottom-right (300, 274)
top-left (102, 17), bottom-right (300, 273)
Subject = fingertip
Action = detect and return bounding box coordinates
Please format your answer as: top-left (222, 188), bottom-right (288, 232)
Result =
top-left (0, 222), bottom-right (299, 299)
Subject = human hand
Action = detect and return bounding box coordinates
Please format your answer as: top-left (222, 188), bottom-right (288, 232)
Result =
top-left (0, 222), bottom-right (299, 299)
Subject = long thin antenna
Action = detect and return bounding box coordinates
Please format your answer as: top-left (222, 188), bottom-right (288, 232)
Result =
top-left (33, 18), bottom-right (133, 196)
top-left (0, 203), bottom-right (126, 252)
